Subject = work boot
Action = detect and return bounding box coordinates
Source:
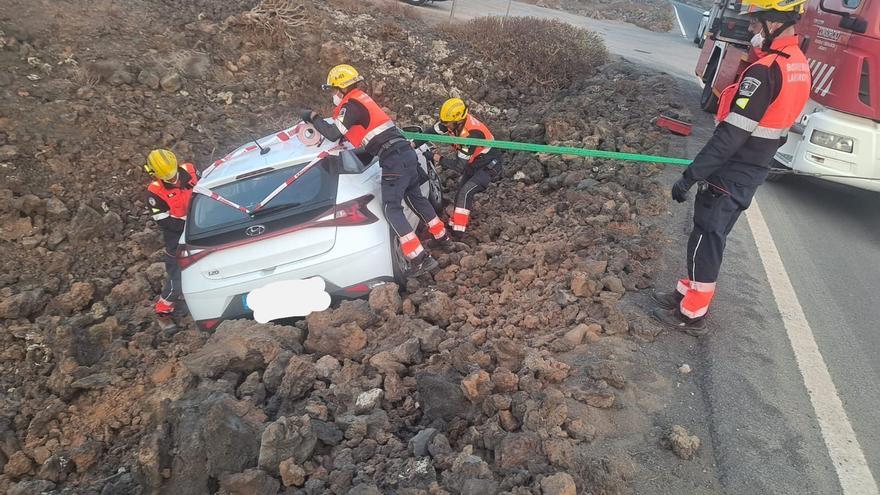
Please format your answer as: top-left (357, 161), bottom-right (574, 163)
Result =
top-left (407, 253), bottom-right (439, 277)
top-left (449, 230), bottom-right (473, 245)
top-left (154, 297), bottom-right (175, 315)
top-left (651, 289), bottom-right (683, 310)
top-left (430, 233), bottom-right (456, 251)
top-left (651, 308), bottom-right (708, 337)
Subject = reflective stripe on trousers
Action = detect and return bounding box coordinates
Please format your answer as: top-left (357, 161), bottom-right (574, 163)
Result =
top-left (399, 232), bottom-right (424, 259)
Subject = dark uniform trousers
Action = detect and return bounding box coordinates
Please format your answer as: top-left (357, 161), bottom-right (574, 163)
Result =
top-left (380, 141), bottom-right (440, 238)
top-left (161, 233), bottom-right (183, 303)
top-left (687, 178), bottom-right (758, 284)
top-left (455, 158), bottom-right (502, 213)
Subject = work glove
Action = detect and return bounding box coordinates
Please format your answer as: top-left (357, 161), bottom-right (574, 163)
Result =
top-left (300, 109), bottom-right (316, 123)
top-left (671, 175), bottom-right (696, 203)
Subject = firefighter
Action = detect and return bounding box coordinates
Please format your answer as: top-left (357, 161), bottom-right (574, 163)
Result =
top-left (301, 65), bottom-right (451, 276)
top-left (652, 0), bottom-right (811, 335)
top-left (427, 98), bottom-right (503, 237)
top-left (143, 149), bottom-right (199, 315)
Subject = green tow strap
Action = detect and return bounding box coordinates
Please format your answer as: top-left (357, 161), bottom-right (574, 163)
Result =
top-left (401, 131), bottom-right (693, 167)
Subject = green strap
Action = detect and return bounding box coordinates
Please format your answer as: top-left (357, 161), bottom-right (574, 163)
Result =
top-left (401, 131), bottom-right (693, 167)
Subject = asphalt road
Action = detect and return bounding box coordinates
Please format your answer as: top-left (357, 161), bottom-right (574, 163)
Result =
top-left (411, 0), bottom-right (880, 492)
top-left (757, 177), bottom-right (880, 483)
top-left (671, 1), bottom-right (706, 41)
top-left (664, 90), bottom-right (848, 494)
top-left (414, 0), bottom-right (699, 81)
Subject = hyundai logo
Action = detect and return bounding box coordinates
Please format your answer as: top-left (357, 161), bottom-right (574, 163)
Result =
top-left (245, 225), bottom-right (266, 237)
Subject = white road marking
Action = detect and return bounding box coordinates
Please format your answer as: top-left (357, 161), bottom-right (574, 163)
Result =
top-left (672, 3), bottom-right (688, 37)
top-left (746, 200), bottom-right (880, 495)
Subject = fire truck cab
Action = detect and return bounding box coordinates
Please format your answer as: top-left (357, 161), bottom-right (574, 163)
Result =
top-left (695, 0), bottom-right (880, 192)
top-left (694, 0), bottom-right (754, 113)
top-left (773, 0), bottom-right (880, 191)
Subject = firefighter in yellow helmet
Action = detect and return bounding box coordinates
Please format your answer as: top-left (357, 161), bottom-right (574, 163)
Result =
top-left (143, 149), bottom-right (199, 315)
top-left (426, 98), bottom-right (503, 238)
top-left (301, 65), bottom-right (452, 276)
top-left (651, 0), bottom-right (810, 335)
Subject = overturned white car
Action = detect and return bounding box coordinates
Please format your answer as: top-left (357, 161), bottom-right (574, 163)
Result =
top-left (179, 122), bottom-right (442, 331)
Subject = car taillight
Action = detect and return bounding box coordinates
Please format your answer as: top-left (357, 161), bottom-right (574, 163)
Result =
top-left (343, 283), bottom-right (370, 295)
top-left (327, 196), bottom-right (377, 226)
top-left (196, 318), bottom-right (222, 331)
top-left (177, 246), bottom-right (212, 270)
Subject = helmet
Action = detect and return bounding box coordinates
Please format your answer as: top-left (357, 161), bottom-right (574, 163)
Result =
top-left (144, 149), bottom-right (179, 181)
top-left (439, 98), bottom-right (468, 123)
top-left (742, 0), bottom-right (807, 15)
top-left (323, 64), bottom-right (363, 90)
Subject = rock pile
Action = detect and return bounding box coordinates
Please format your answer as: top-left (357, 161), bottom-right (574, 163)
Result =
top-left (0, 0), bottom-right (687, 492)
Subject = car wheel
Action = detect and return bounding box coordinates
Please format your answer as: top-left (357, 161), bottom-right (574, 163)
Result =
top-left (765, 159), bottom-right (790, 182)
top-left (390, 229), bottom-right (409, 286)
top-left (700, 60), bottom-right (719, 114)
top-left (402, 0), bottom-right (429, 5)
top-left (427, 162), bottom-right (443, 212)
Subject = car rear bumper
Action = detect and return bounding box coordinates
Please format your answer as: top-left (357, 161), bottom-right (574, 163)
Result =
top-left (183, 239), bottom-right (393, 322)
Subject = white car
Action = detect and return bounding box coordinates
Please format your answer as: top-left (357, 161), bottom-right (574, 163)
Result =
top-left (179, 122), bottom-right (443, 331)
top-left (694, 10), bottom-right (710, 46)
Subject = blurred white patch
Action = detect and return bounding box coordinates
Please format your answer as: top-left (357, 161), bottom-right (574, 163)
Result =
top-left (246, 277), bottom-right (331, 323)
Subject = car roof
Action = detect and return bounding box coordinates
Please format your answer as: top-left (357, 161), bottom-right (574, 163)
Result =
top-left (198, 120), bottom-right (348, 190)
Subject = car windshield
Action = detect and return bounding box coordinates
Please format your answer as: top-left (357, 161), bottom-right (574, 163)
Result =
top-left (188, 160), bottom-right (337, 237)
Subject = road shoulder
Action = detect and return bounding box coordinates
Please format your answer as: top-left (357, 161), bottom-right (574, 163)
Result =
top-left (652, 77), bottom-right (844, 495)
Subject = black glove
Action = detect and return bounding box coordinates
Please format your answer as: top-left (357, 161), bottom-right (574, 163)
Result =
top-left (671, 175), bottom-right (696, 203)
top-left (300, 109), bottom-right (316, 123)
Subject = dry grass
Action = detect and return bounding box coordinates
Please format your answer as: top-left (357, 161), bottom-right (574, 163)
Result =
top-left (445, 17), bottom-right (608, 91)
top-left (326, 0), bottom-right (374, 14)
top-left (374, 0), bottom-right (423, 20)
top-left (224, 0), bottom-right (311, 46)
top-left (561, 0), bottom-right (674, 32)
top-left (71, 65), bottom-right (101, 87)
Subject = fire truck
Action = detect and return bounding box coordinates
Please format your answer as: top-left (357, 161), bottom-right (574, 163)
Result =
top-left (695, 0), bottom-right (880, 191)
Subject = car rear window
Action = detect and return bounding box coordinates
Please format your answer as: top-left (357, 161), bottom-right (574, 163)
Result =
top-left (187, 160), bottom-right (339, 244)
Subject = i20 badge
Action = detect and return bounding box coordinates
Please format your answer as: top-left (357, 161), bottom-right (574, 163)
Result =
top-left (245, 224), bottom-right (266, 237)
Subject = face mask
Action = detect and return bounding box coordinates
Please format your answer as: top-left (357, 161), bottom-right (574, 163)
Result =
top-left (749, 32), bottom-right (763, 48)
top-left (332, 93), bottom-right (342, 106)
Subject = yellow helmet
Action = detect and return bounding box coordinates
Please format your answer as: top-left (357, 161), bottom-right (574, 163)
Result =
top-left (439, 98), bottom-right (468, 123)
top-left (323, 64), bottom-right (363, 90)
top-left (742, 0), bottom-right (807, 14)
top-left (144, 149), bottom-right (179, 181)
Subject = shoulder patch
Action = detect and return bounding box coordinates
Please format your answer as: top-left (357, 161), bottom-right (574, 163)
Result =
top-left (735, 97), bottom-right (750, 110)
top-left (148, 197), bottom-right (157, 206)
top-left (738, 76), bottom-right (762, 97)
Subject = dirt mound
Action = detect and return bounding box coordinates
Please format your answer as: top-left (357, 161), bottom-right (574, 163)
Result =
top-left (444, 17), bottom-right (607, 91)
top-left (0, 0), bottom-right (687, 492)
